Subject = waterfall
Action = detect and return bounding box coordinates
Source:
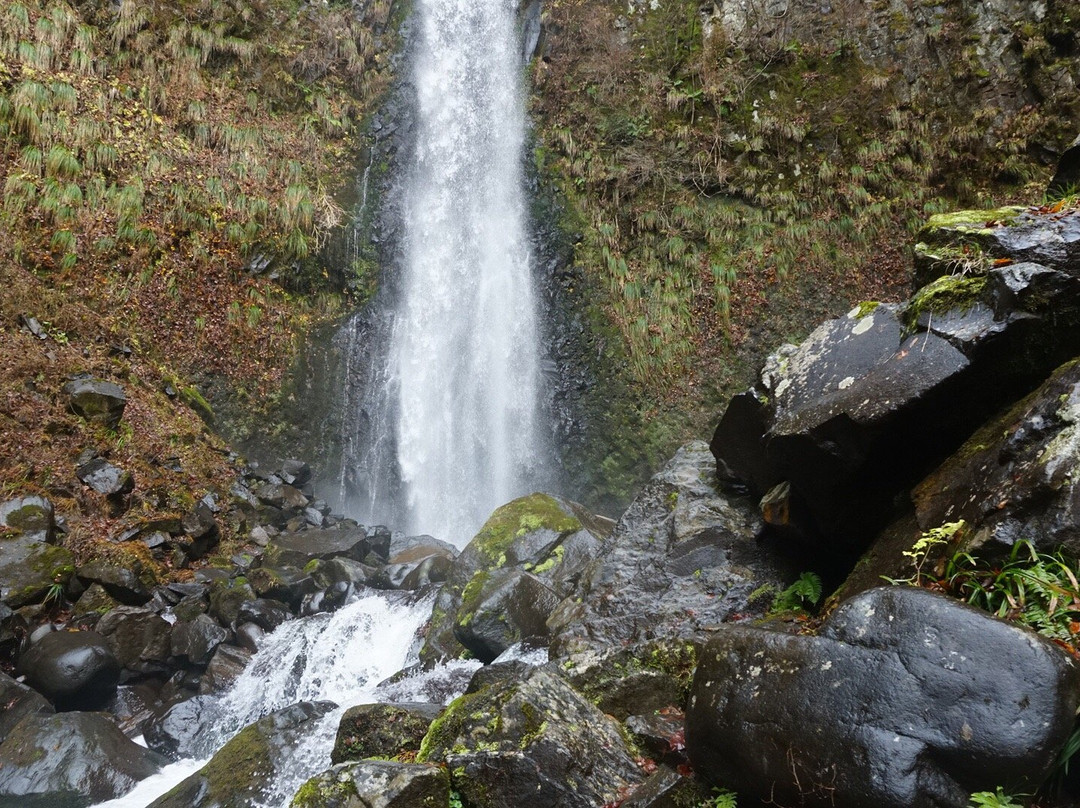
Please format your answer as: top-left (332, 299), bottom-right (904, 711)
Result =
top-left (337, 0), bottom-right (551, 546)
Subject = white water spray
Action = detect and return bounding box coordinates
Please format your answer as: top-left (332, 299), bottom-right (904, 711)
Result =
top-left (344, 0), bottom-right (549, 545)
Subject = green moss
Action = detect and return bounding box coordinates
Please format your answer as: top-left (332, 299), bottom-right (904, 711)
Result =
top-left (921, 206), bottom-right (1025, 237)
top-left (416, 691), bottom-right (487, 763)
top-left (905, 273), bottom-right (991, 329)
top-left (531, 544), bottom-right (565, 575)
top-left (197, 722), bottom-right (273, 803)
top-left (180, 385), bottom-right (215, 425)
top-left (853, 301), bottom-right (881, 319)
top-left (469, 494), bottom-right (581, 566)
top-left (290, 771), bottom-right (359, 808)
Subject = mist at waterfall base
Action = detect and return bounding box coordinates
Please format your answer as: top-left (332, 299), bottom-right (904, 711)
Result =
top-left (332, 0), bottom-right (554, 548)
top-left (93, 593), bottom-right (481, 808)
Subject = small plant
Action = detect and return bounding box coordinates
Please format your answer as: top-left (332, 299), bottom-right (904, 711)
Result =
top-left (42, 575), bottom-right (65, 609)
top-left (449, 790), bottom-right (464, 808)
top-left (770, 572), bottom-right (822, 614)
top-left (968, 786), bottom-right (1024, 807)
top-left (888, 520), bottom-right (967, 586)
top-left (699, 787), bottom-right (738, 807)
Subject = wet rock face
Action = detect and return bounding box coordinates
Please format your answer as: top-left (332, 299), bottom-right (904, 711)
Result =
top-left (711, 254), bottom-right (1080, 555)
top-left (912, 357), bottom-right (1080, 557)
top-left (0, 672), bottom-right (53, 745)
top-left (17, 630), bottom-right (121, 710)
top-left (293, 761), bottom-right (449, 808)
top-left (418, 665), bottom-right (644, 808)
top-left (0, 712), bottom-right (165, 808)
top-left (148, 700), bottom-right (336, 808)
top-left (331, 702), bottom-right (442, 765)
top-left (548, 442), bottom-right (792, 658)
top-left (420, 493), bottom-right (609, 664)
top-left (686, 586), bottom-right (1080, 808)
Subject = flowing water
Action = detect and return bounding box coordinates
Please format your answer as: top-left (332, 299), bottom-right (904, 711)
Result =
top-left (336, 0), bottom-right (551, 546)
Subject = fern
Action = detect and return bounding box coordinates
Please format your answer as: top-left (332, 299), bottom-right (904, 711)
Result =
top-left (771, 572), bottom-right (823, 614)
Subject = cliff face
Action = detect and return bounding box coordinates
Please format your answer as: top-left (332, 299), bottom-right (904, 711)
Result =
top-left (530, 0), bottom-right (1080, 509)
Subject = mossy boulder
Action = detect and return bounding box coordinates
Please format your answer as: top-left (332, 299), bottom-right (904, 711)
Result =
top-left (0, 497), bottom-right (56, 543)
top-left (148, 701), bottom-right (336, 808)
top-left (291, 760), bottom-right (448, 808)
top-left (62, 378), bottom-right (127, 430)
top-left (0, 537), bottom-right (74, 609)
top-left (207, 577), bottom-right (256, 625)
top-left (417, 665), bottom-right (643, 808)
top-left (331, 702), bottom-right (442, 764)
top-left (419, 493), bottom-right (610, 665)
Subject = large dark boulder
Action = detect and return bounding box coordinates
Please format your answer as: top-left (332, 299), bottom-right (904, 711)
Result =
top-left (419, 493), bottom-right (609, 665)
top-left (95, 606), bottom-right (172, 678)
top-left (1049, 133), bottom-right (1080, 199)
top-left (370, 535), bottom-right (457, 591)
top-left (0, 712), bottom-right (164, 808)
top-left (417, 665), bottom-right (644, 808)
top-left (144, 694), bottom-right (218, 759)
top-left (148, 701), bottom-right (336, 808)
top-left (62, 378), bottom-right (126, 430)
top-left (268, 525), bottom-right (370, 568)
top-left (170, 613), bottom-right (228, 666)
top-left (0, 672), bottom-right (53, 744)
top-left (548, 442), bottom-right (793, 658)
top-left (711, 255), bottom-right (1080, 555)
top-left (292, 761), bottom-right (449, 808)
top-left (75, 561), bottom-right (151, 605)
top-left (17, 630), bottom-right (121, 710)
top-left (686, 586), bottom-right (1080, 807)
top-left (331, 702), bottom-right (442, 764)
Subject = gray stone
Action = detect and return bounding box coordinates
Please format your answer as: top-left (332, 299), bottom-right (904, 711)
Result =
top-left (686, 586), bottom-right (1080, 807)
top-left (170, 614), bottom-right (228, 666)
top-left (75, 459), bottom-right (134, 497)
top-left (75, 562), bottom-right (150, 605)
top-left (62, 378), bottom-right (126, 430)
top-left (331, 702), bottom-right (442, 764)
top-left (0, 712), bottom-right (164, 808)
top-left (143, 694), bottom-right (218, 759)
top-left (268, 525), bottom-right (369, 568)
top-left (95, 606), bottom-right (172, 675)
top-left (292, 760), bottom-right (448, 808)
top-left (0, 672), bottom-right (53, 745)
top-left (0, 496), bottom-right (55, 542)
top-left (17, 630), bottom-right (121, 710)
top-left (0, 536), bottom-right (74, 608)
top-left (199, 644), bottom-right (251, 694)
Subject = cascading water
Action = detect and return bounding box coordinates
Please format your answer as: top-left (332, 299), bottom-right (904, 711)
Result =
top-left (338, 0), bottom-right (552, 545)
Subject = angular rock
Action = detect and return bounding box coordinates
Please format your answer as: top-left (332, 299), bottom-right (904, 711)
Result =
top-left (371, 536), bottom-right (457, 591)
top-left (712, 260), bottom-right (1080, 554)
top-left (75, 562), bottom-right (151, 605)
top-left (248, 564), bottom-right (318, 608)
top-left (331, 702), bottom-right (442, 764)
top-left (63, 378), bottom-right (126, 429)
top-left (0, 496), bottom-right (55, 543)
top-left (235, 598), bottom-right (291, 632)
top-left (96, 606), bottom-right (172, 676)
top-left (292, 761), bottom-right (448, 808)
top-left (912, 357), bottom-right (1080, 557)
top-left (418, 666), bottom-right (643, 808)
top-left (420, 493), bottom-right (608, 665)
top-left (279, 459), bottom-right (313, 487)
top-left (175, 502), bottom-right (219, 560)
top-left (207, 578), bottom-right (255, 626)
top-left (0, 535), bottom-right (73, 609)
top-left (686, 586), bottom-right (1080, 807)
top-left (0, 712), bottom-right (164, 807)
top-left (619, 766), bottom-right (709, 808)
top-left (144, 694), bottom-right (218, 759)
top-left (147, 701), bottom-right (336, 808)
top-left (199, 643), bottom-right (251, 694)
top-left (0, 671), bottom-right (53, 744)
top-left (549, 443), bottom-right (792, 658)
top-left (72, 584), bottom-right (120, 618)
top-left (17, 630), bottom-right (120, 710)
top-left (310, 557), bottom-right (370, 592)
top-left (268, 525), bottom-right (370, 568)
top-left (254, 482), bottom-right (309, 510)
top-left (454, 569), bottom-right (560, 662)
top-left (75, 458), bottom-right (134, 497)
top-left (170, 614), bottom-right (228, 666)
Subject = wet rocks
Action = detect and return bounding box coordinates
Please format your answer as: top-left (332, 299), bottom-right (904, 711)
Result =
top-left (292, 761), bottom-right (449, 808)
top-left (0, 712), bottom-right (165, 808)
top-left (143, 694), bottom-right (218, 759)
top-left (170, 613), bottom-right (228, 666)
top-left (147, 701), bottom-right (336, 808)
top-left (418, 665), bottom-right (644, 808)
top-left (75, 458), bottom-right (134, 498)
top-left (686, 586), bottom-right (1080, 807)
top-left (331, 702), bottom-right (442, 764)
top-left (16, 630), bottom-right (121, 710)
top-left (95, 606), bottom-right (172, 679)
top-left (75, 562), bottom-right (151, 606)
top-left (0, 496), bottom-right (56, 543)
top-left (548, 442), bottom-right (792, 657)
top-left (0, 672), bottom-right (53, 744)
top-left (62, 377), bottom-right (127, 430)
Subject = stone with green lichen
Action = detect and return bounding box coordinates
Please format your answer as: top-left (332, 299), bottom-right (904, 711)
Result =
top-left (0, 538), bottom-right (75, 609)
top-left (419, 493), bottom-right (608, 666)
top-left (291, 760), bottom-right (448, 808)
top-left (331, 702), bottom-right (442, 765)
top-left (903, 273), bottom-right (991, 329)
top-left (148, 701), bottom-right (335, 808)
top-left (417, 666), bottom-right (642, 808)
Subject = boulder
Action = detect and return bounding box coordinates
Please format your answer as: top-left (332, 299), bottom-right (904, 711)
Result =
top-left (420, 493), bottom-right (608, 665)
top-left (0, 672), bottom-right (53, 744)
top-left (292, 761), bottom-right (448, 808)
top-left (199, 643), bottom-right (251, 694)
top-left (548, 443), bottom-right (792, 658)
top-left (174, 502), bottom-right (220, 560)
top-left (370, 536), bottom-right (457, 591)
top-left (280, 459), bottom-right (313, 486)
top-left (170, 613), bottom-right (228, 666)
top-left (147, 701), bottom-right (336, 808)
top-left (235, 598), bottom-right (292, 632)
top-left (0, 712), bottom-right (164, 808)
top-left (686, 586), bottom-right (1080, 807)
top-left (62, 378), bottom-right (126, 429)
top-left (619, 766), bottom-right (709, 808)
top-left (0, 496), bottom-right (55, 543)
top-left (0, 536), bottom-right (74, 608)
top-left (268, 525), bottom-right (370, 568)
top-left (454, 568), bottom-right (560, 661)
top-left (17, 630), bottom-right (120, 710)
top-left (207, 578), bottom-right (256, 625)
top-left (144, 694), bottom-right (218, 759)
top-left (711, 258), bottom-right (1080, 555)
top-left (417, 666), bottom-right (643, 808)
top-left (95, 605), bottom-right (172, 677)
top-left (72, 584), bottom-right (120, 618)
top-left (331, 702), bottom-right (442, 764)
top-left (912, 357), bottom-right (1080, 557)
top-left (75, 458), bottom-right (134, 498)
top-left (75, 561), bottom-right (151, 605)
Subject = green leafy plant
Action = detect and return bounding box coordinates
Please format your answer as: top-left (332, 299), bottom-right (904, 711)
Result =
top-left (698, 787), bottom-right (738, 807)
top-left (770, 571), bottom-right (823, 614)
top-left (968, 786), bottom-right (1024, 807)
top-left (888, 520), bottom-right (967, 586)
top-left (946, 540), bottom-right (1080, 648)
top-left (449, 790), bottom-right (464, 808)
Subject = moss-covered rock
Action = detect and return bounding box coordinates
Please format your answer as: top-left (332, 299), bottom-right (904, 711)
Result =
top-left (291, 760), bottom-right (448, 808)
top-left (331, 702), bottom-right (442, 765)
top-left (419, 493), bottom-right (610, 665)
top-left (0, 537), bottom-right (75, 609)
